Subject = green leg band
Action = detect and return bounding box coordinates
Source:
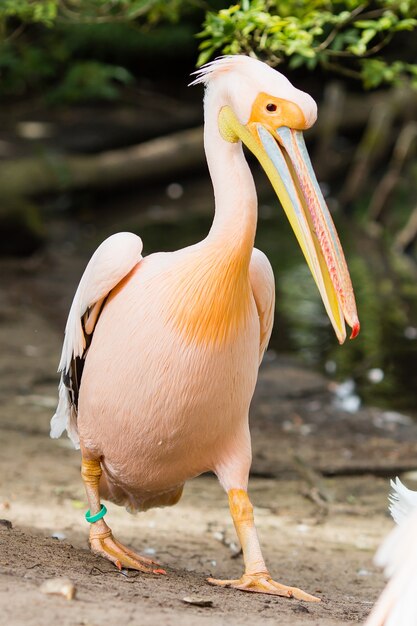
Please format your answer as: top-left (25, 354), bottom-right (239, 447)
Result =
top-left (85, 504), bottom-right (107, 523)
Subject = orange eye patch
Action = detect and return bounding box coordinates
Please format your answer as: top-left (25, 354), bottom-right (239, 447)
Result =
top-left (248, 93), bottom-right (308, 132)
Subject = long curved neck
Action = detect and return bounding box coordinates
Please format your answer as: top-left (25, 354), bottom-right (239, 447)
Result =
top-left (164, 87), bottom-right (258, 346)
top-left (204, 87), bottom-right (258, 266)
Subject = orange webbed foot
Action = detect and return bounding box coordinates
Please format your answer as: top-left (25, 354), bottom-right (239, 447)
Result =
top-left (90, 527), bottom-right (165, 574)
top-left (207, 572), bottom-right (320, 602)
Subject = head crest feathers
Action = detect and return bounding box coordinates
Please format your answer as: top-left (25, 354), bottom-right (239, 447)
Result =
top-left (189, 55), bottom-right (260, 87)
top-left (188, 54), bottom-right (317, 128)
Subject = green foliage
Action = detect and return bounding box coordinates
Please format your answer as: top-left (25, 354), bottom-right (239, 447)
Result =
top-left (197, 0), bottom-right (417, 88)
top-left (0, 0), bottom-right (203, 102)
top-left (0, 0), bottom-right (188, 26)
top-left (0, 1), bottom-right (58, 25)
top-left (361, 58), bottom-right (417, 88)
top-left (3, 0), bottom-right (417, 102)
top-left (48, 61), bottom-right (133, 103)
top-left (54, 0), bottom-right (201, 24)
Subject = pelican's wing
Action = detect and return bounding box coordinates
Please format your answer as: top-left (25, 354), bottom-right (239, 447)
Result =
top-left (50, 232), bottom-right (143, 448)
top-left (389, 477), bottom-right (417, 525)
top-left (249, 248), bottom-right (275, 364)
top-left (364, 507), bottom-right (417, 626)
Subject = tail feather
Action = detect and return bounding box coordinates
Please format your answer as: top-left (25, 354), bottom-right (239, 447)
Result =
top-left (50, 378), bottom-right (80, 449)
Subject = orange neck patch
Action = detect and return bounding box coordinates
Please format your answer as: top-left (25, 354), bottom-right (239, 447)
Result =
top-left (167, 244), bottom-right (252, 347)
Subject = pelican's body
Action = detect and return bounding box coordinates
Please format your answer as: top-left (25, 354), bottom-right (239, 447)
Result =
top-left (51, 56), bottom-right (359, 599)
top-left (79, 243), bottom-right (269, 510)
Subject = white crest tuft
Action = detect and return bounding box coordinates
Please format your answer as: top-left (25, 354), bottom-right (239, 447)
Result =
top-left (189, 55), bottom-right (261, 87)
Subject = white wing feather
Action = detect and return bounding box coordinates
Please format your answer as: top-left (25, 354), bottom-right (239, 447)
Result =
top-left (365, 507), bottom-right (417, 626)
top-left (364, 479), bottom-right (417, 626)
top-left (249, 248), bottom-right (275, 364)
top-left (389, 477), bottom-right (417, 525)
top-left (50, 232), bottom-right (143, 447)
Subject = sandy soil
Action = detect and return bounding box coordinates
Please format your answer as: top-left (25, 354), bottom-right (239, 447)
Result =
top-left (0, 471), bottom-right (392, 626)
top-left (0, 253), bottom-right (414, 626)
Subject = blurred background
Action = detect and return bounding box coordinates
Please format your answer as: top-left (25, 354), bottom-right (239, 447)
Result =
top-left (1, 0), bottom-right (417, 418)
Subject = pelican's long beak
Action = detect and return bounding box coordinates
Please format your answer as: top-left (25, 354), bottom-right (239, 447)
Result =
top-left (218, 105), bottom-right (359, 344)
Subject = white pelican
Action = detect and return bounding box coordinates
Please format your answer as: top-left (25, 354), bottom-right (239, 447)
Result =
top-left (51, 55), bottom-right (359, 600)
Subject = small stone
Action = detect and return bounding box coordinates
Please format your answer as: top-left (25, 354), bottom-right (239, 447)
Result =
top-left (182, 596), bottom-right (214, 607)
top-left (0, 519), bottom-right (12, 530)
top-left (296, 524), bottom-right (309, 534)
top-left (40, 577), bottom-right (76, 600)
top-left (212, 531), bottom-right (224, 542)
top-left (357, 568), bottom-right (371, 577)
top-left (51, 531), bottom-right (67, 541)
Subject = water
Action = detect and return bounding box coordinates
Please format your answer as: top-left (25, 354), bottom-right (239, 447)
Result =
top-left (261, 213), bottom-right (417, 417)
top-left (71, 174), bottom-right (417, 417)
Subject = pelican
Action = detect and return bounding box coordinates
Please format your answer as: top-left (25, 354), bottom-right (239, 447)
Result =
top-left (365, 478), bottom-right (417, 625)
top-left (51, 55), bottom-right (359, 600)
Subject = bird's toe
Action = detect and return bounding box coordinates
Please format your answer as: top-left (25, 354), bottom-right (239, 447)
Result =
top-left (90, 529), bottom-right (164, 574)
top-left (208, 572), bottom-right (319, 601)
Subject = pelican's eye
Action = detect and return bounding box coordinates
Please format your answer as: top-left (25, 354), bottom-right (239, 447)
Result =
top-left (266, 103), bottom-right (277, 112)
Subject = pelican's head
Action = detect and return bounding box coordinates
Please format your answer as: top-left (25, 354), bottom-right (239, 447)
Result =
top-left (191, 55), bottom-right (359, 344)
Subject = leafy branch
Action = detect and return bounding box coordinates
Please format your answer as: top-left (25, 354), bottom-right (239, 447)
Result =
top-left (0, 0), bottom-right (205, 101)
top-left (197, 0), bottom-right (417, 89)
top-left (0, 0), bottom-right (197, 27)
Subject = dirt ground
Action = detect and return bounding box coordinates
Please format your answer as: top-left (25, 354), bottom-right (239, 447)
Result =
top-left (1, 250), bottom-right (417, 626)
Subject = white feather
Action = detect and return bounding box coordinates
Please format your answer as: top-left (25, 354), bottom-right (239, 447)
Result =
top-left (249, 248), bottom-right (275, 364)
top-left (58, 232), bottom-right (143, 374)
top-left (364, 479), bottom-right (417, 625)
top-left (50, 378), bottom-right (79, 447)
top-left (50, 232), bottom-right (143, 446)
top-left (365, 507), bottom-right (417, 626)
top-left (388, 477), bottom-right (417, 525)
top-left (189, 55), bottom-right (250, 86)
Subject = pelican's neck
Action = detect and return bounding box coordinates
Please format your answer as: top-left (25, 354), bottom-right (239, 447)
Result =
top-left (204, 88), bottom-right (257, 265)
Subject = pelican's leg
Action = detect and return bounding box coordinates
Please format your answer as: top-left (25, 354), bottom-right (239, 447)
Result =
top-left (208, 489), bottom-right (319, 601)
top-left (81, 458), bottom-right (165, 573)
